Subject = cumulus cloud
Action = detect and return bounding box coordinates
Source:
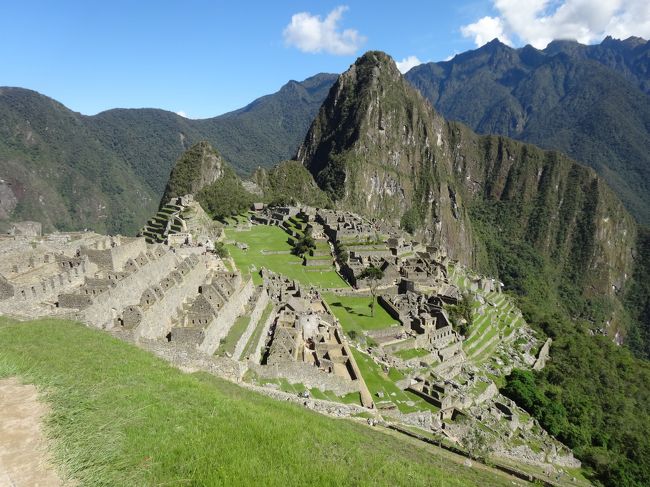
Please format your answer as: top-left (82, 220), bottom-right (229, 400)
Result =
top-left (461, 0), bottom-right (650, 48)
top-left (395, 55), bottom-right (424, 73)
top-left (461, 16), bottom-right (512, 46)
top-left (283, 6), bottom-right (366, 55)
top-left (176, 111), bottom-right (187, 118)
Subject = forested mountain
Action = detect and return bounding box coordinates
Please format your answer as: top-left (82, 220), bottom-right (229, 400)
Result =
top-left (0, 73), bottom-right (337, 234)
top-left (404, 37), bottom-right (650, 224)
top-left (296, 51), bottom-right (650, 486)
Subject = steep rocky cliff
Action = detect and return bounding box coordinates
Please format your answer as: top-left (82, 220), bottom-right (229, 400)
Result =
top-left (297, 51), bottom-right (636, 300)
top-left (160, 141), bottom-right (227, 206)
top-left (404, 38), bottom-right (650, 224)
top-left (297, 51), bottom-right (475, 263)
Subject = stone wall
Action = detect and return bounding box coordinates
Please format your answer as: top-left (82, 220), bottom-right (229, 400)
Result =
top-left (249, 304), bottom-right (277, 364)
top-left (198, 275), bottom-right (254, 354)
top-left (250, 362), bottom-right (359, 396)
top-left (233, 287), bottom-right (270, 361)
top-left (16, 258), bottom-right (96, 305)
top-left (81, 251), bottom-right (179, 329)
top-left (81, 237), bottom-right (147, 272)
top-left (135, 257), bottom-right (211, 340)
top-left (339, 336), bottom-right (374, 409)
top-left (0, 275), bottom-right (14, 300)
top-left (58, 293), bottom-right (93, 309)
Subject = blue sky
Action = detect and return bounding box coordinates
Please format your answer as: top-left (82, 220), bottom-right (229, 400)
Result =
top-left (1, 1), bottom-right (647, 119)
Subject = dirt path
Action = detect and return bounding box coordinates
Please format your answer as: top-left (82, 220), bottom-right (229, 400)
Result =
top-left (0, 377), bottom-right (62, 487)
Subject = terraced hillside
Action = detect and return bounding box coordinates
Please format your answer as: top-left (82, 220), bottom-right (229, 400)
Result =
top-left (140, 200), bottom-right (184, 244)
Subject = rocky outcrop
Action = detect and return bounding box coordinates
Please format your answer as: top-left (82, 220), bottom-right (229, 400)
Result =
top-left (297, 51), bottom-right (475, 263)
top-left (160, 141), bottom-right (227, 206)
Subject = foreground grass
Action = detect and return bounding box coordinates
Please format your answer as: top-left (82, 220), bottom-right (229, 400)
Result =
top-left (225, 225), bottom-right (347, 288)
top-left (0, 317), bottom-right (519, 486)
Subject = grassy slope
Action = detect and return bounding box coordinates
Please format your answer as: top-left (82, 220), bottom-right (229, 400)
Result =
top-left (0, 317), bottom-right (518, 486)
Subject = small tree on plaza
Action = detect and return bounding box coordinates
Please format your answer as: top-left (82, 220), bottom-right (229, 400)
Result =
top-left (358, 265), bottom-right (384, 317)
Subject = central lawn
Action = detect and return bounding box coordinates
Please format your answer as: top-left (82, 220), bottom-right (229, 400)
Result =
top-left (225, 225), bottom-right (348, 289)
top-left (0, 317), bottom-right (520, 486)
top-left (324, 294), bottom-right (398, 335)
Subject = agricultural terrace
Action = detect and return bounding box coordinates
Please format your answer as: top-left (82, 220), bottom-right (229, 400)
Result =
top-left (0, 317), bottom-right (521, 487)
top-left (448, 265), bottom-right (524, 365)
top-left (225, 223), bottom-right (347, 288)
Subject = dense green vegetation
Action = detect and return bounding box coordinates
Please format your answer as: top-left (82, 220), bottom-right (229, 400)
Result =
top-left (624, 226), bottom-right (650, 359)
top-left (0, 317), bottom-right (521, 486)
top-left (405, 37), bottom-right (650, 224)
top-left (160, 141), bottom-right (223, 204)
top-left (0, 74), bottom-right (337, 234)
top-left (290, 230), bottom-right (316, 256)
top-left (197, 175), bottom-right (255, 221)
top-left (0, 88), bottom-right (153, 234)
top-left (470, 203), bottom-right (650, 486)
top-left (254, 160), bottom-right (330, 207)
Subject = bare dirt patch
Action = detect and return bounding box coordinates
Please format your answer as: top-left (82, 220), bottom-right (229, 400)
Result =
top-left (0, 377), bottom-right (62, 487)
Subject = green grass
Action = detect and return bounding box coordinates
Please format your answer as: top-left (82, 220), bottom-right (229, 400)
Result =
top-left (241, 303), bottom-right (273, 360)
top-left (350, 348), bottom-right (439, 414)
top-left (225, 225), bottom-right (347, 288)
top-left (393, 348), bottom-right (431, 360)
top-left (324, 294), bottom-right (398, 335)
top-left (0, 317), bottom-right (519, 486)
top-left (215, 314), bottom-right (250, 357)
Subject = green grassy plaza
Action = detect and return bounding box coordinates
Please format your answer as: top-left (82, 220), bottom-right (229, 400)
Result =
top-left (225, 224), bottom-right (348, 288)
top-left (323, 294), bottom-right (398, 335)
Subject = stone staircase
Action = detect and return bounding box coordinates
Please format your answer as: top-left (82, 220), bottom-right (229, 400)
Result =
top-left (140, 202), bottom-right (185, 244)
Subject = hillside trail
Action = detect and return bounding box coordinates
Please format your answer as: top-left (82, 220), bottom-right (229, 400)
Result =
top-left (0, 377), bottom-right (62, 487)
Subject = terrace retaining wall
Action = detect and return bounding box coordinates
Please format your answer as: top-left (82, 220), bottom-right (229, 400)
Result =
top-left (199, 276), bottom-right (254, 354)
top-left (233, 287), bottom-right (269, 361)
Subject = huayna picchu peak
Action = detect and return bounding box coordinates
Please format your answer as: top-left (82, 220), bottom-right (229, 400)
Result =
top-left (298, 50), bottom-right (635, 301)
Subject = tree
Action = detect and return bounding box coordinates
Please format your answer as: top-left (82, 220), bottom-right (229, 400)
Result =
top-left (358, 265), bottom-right (384, 317)
top-left (291, 232), bottom-right (316, 257)
top-left (449, 292), bottom-right (474, 336)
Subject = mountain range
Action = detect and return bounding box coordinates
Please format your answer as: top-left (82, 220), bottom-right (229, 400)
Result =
top-left (405, 36), bottom-right (650, 224)
top-left (0, 73), bottom-right (336, 234)
top-left (163, 50), bottom-right (649, 487)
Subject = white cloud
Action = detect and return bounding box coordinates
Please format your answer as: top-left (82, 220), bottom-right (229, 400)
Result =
top-left (461, 0), bottom-right (650, 48)
top-left (283, 6), bottom-right (366, 55)
top-left (396, 55), bottom-right (424, 73)
top-left (176, 111), bottom-right (187, 118)
top-left (461, 16), bottom-right (512, 46)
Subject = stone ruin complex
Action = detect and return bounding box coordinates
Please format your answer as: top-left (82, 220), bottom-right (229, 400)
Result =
top-left (1, 203), bottom-right (579, 477)
top-left (258, 270), bottom-right (374, 408)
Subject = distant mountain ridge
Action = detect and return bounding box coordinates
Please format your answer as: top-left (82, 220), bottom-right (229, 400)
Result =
top-left (0, 73), bottom-right (337, 234)
top-left (404, 36), bottom-right (650, 223)
top-left (1, 36), bottom-right (648, 232)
